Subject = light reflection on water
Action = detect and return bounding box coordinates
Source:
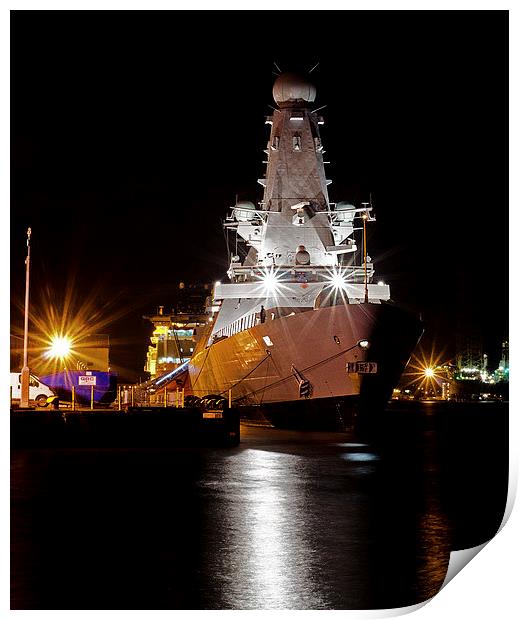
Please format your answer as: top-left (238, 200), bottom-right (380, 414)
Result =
top-left (340, 452), bottom-right (380, 462)
top-left (201, 449), bottom-right (331, 609)
top-left (10, 430), bottom-right (448, 610)
top-left (194, 425), bottom-right (454, 610)
top-left (243, 452), bottom-right (304, 606)
top-left (197, 438), bottom-right (386, 609)
top-left (11, 402), bottom-right (507, 610)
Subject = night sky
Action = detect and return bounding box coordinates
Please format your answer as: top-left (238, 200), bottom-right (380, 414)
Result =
top-left (11, 11), bottom-right (508, 381)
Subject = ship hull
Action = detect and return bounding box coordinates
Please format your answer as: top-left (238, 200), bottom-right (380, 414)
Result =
top-left (183, 302), bottom-right (422, 429)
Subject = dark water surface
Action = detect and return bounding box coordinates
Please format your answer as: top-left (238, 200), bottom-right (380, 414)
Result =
top-left (11, 401), bottom-right (508, 610)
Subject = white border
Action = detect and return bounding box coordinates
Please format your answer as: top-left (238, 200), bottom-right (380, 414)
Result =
top-left (3, 4), bottom-right (515, 619)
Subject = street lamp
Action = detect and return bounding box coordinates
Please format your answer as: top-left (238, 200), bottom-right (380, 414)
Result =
top-left (46, 335), bottom-right (73, 361)
top-left (20, 227), bottom-right (32, 409)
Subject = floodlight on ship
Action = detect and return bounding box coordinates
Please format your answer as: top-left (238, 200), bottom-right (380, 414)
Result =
top-left (260, 268), bottom-right (280, 293)
top-left (324, 267), bottom-right (349, 291)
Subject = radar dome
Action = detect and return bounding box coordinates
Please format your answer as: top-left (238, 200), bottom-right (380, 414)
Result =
top-left (336, 201), bottom-right (355, 211)
top-left (235, 200), bottom-right (256, 222)
top-left (273, 73), bottom-right (316, 105)
top-left (335, 202), bottom-right (356, 223)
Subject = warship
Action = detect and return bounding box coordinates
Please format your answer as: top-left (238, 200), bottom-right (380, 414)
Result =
top-left (155, 72), bottom-right (423, 428)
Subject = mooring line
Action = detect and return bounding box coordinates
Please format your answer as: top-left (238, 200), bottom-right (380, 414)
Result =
top-left (234, 343), bottom-right (359, 402)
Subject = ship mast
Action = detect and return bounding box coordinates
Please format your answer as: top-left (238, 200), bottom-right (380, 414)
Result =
top-left (262, 72), bottom-right (330, 213)
top-left (254, 73), bottom-right (336, 269)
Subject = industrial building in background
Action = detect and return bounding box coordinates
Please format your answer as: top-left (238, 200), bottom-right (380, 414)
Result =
top-left (143, 283), bottom-right (210, 380)
top-left (395, 338), bottom-right (509, 401)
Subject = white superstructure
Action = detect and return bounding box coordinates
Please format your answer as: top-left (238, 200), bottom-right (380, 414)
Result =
top-left (207, 72), bottom-right (388, 345)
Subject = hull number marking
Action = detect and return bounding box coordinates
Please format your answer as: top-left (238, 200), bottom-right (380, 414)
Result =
top-left (346, 361), bottom-right (378, 374)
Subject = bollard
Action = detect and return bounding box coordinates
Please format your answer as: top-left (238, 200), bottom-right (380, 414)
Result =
top-left (164, 386), bottom-right (167, 408)
top-left (131, 385), bottom-right (135, 407)
top-left (117, 385), bottom-right (121, 411)
top-left (72, 386), bottom-right (75, 411)
top-left (90, 384), bottom-right (94, 410)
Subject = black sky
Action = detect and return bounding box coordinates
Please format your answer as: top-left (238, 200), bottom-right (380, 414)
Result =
top-left (11, 11), bottom-right (508, 380)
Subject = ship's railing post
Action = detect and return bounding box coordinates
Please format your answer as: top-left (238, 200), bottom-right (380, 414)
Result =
top-left (228, 388), bottom-right (232, 409)
top-left (131, 385), bottom-right (135, 408)
top-left (10, 385), bottom-right (12, 408)
top-left (176, 387), bottom-right (179, 408)
top-left (72, 386), bottom-right (75, 411)
top-left (90, 385), bottom-right (94, 410)
top-left (164, 386), bottom-right (167, 408)
top-left (181, 388), bottom-right (185, 408)
top-left (117, 386), bottom-right (121, 411)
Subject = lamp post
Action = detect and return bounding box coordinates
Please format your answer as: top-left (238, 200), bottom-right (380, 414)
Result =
top-left (361, 200), bottom-right (376, 304)
top-left (361, 207), bottom-right (369, 304)
top-left (20, 227), bottom-right (32, 409)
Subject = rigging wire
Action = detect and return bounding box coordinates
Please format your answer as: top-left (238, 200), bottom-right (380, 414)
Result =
top-left (216, 350), bottom-right (272, 397)
top-left (191, 346), bottom-right (212, 388)
top-left (233, 342), bottom-right (361, 403)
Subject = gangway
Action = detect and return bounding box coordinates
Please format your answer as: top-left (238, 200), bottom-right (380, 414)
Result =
top-left (132, 362), bottom-right (190, 407)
